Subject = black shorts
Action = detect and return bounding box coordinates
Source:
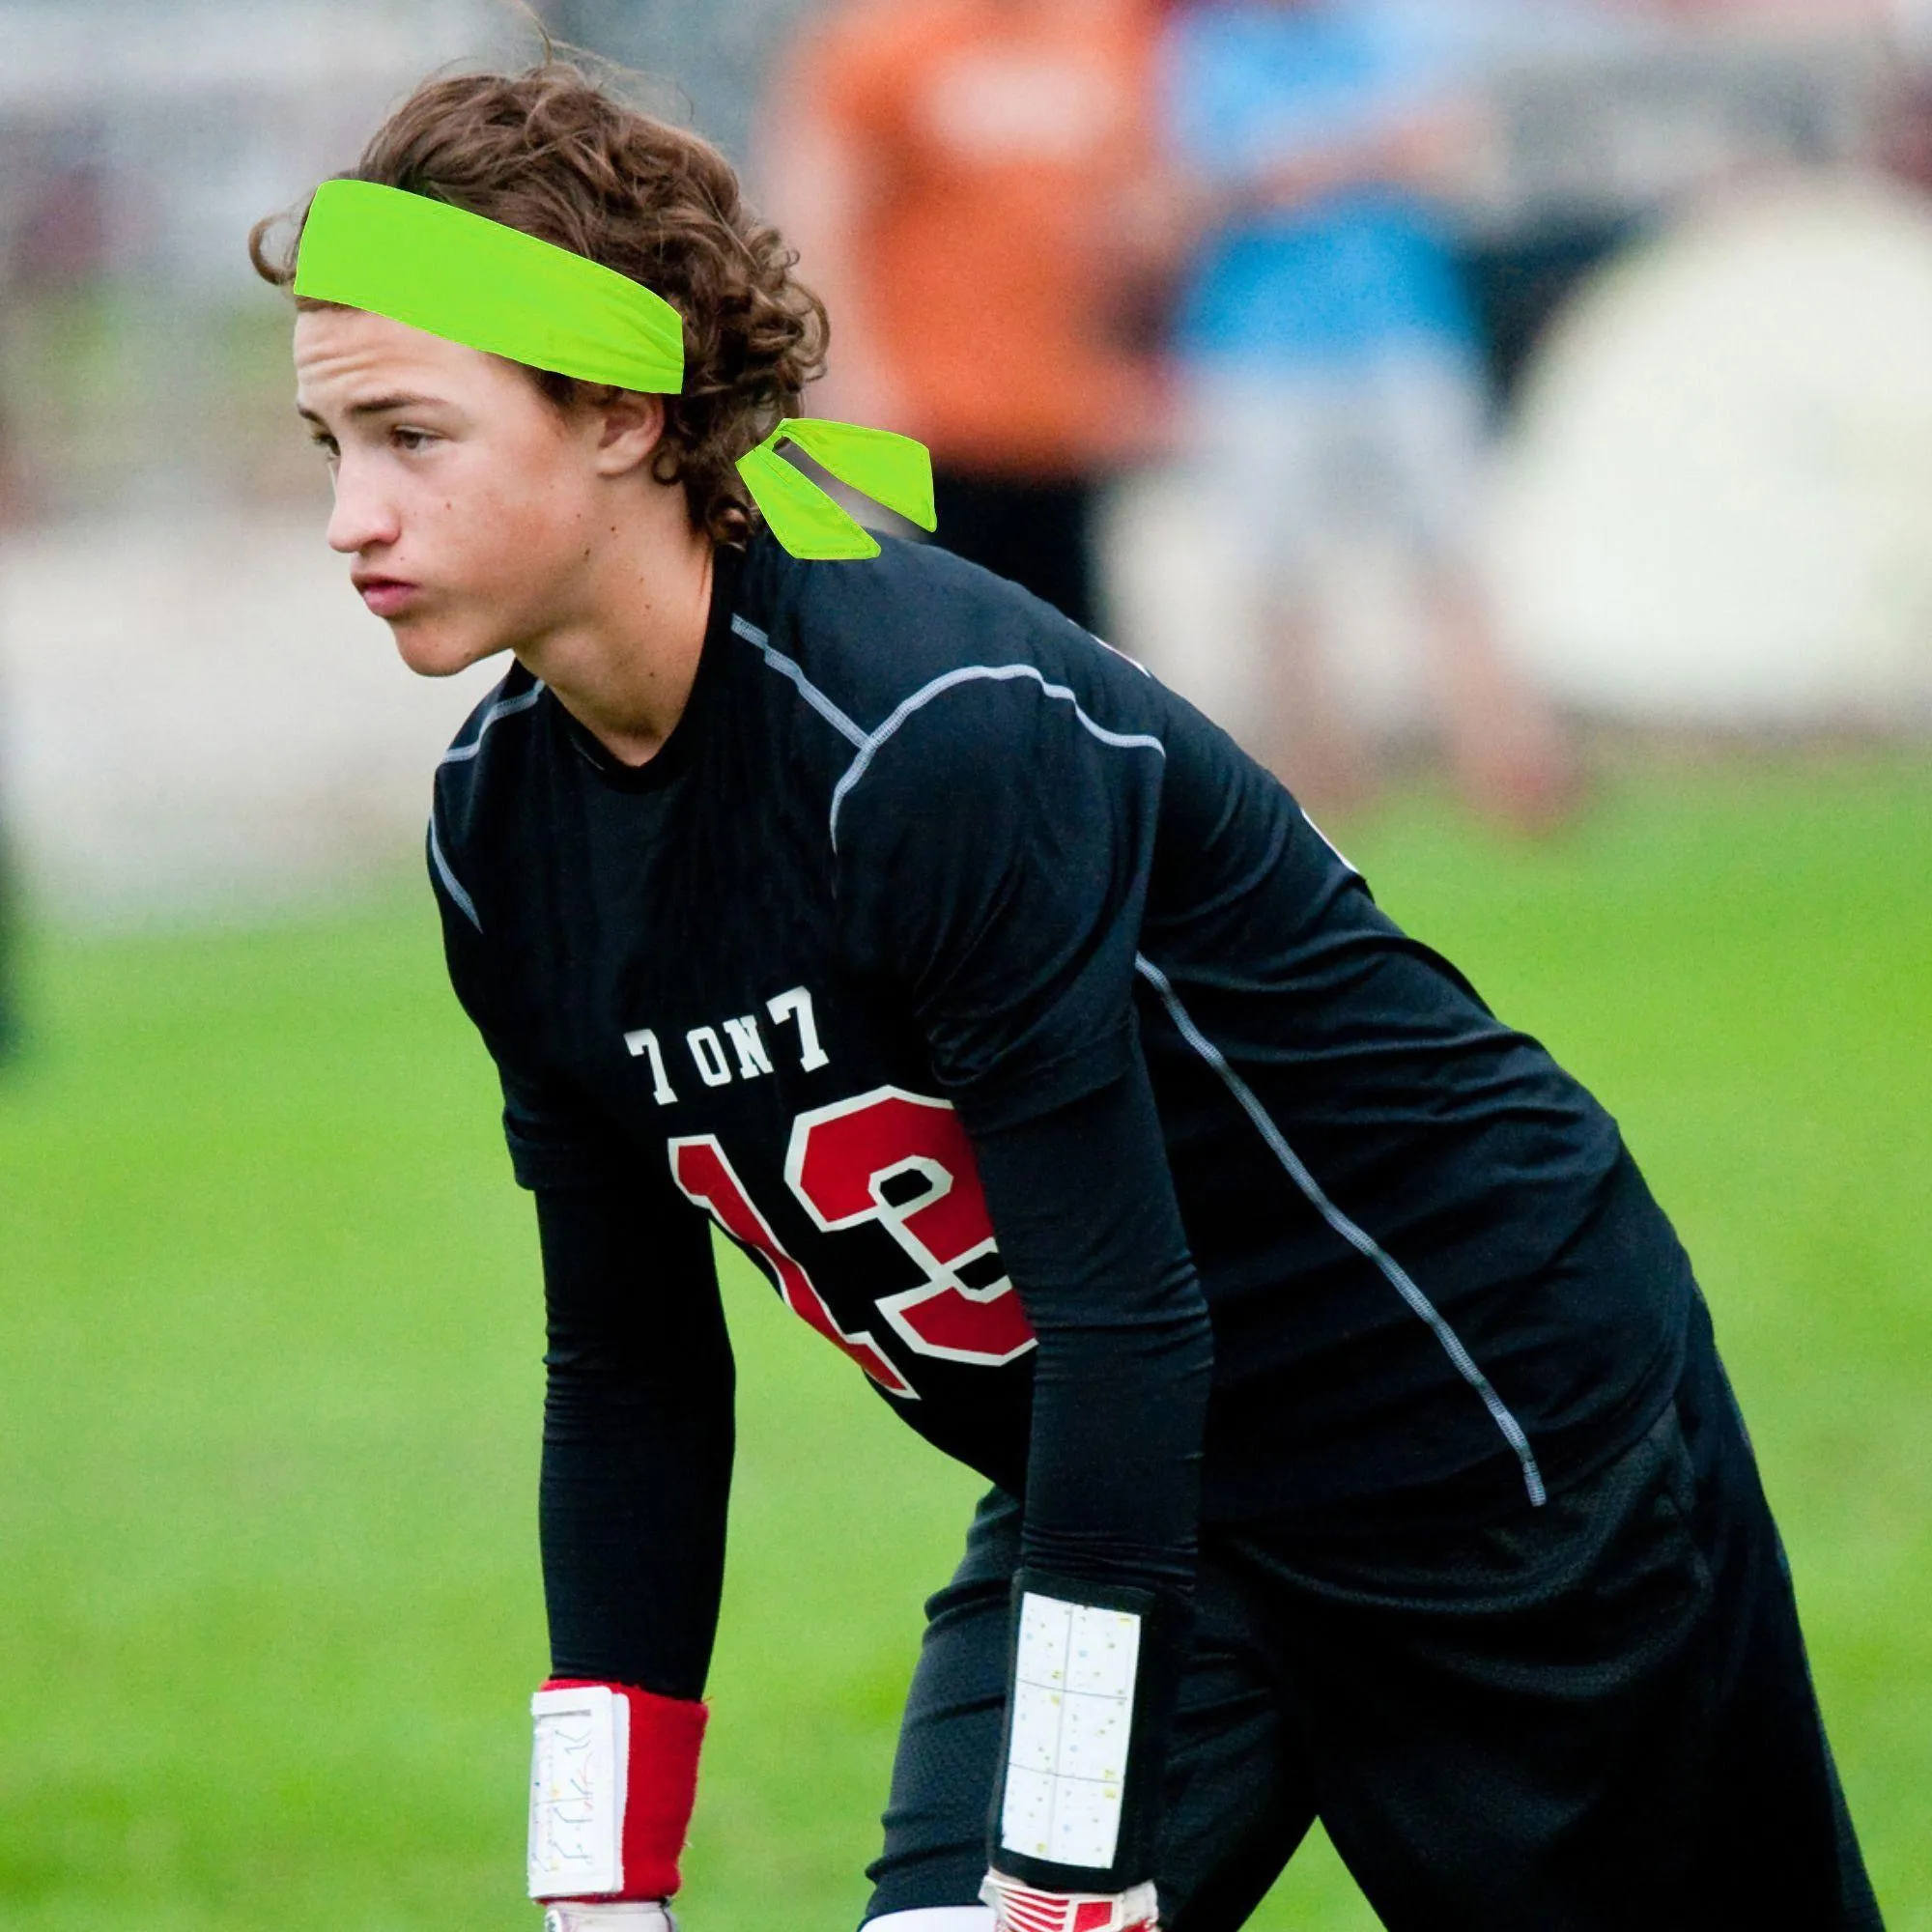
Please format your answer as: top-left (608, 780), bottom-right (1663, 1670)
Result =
top-left (863, 1291), bottom-right (1881, 1930)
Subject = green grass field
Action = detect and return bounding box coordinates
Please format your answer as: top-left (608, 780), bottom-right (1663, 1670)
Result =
top-left (1, 753), bottom-right (1926, 1931)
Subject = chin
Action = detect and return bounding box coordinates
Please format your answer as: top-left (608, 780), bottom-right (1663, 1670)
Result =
top-left (392, 623), bottom-right (507, 680)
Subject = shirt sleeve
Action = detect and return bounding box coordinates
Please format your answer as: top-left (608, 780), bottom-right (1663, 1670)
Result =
top-left (836, 675), bottom-right (1213, 1891)
top-left (425, 808), bottom-right (733, 1694)
top-left (536, 1181), bottom-right (734, 1700)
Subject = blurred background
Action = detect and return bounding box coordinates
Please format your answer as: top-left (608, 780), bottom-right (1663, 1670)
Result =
top-left (0, 2), bottom-right (1926, 1928)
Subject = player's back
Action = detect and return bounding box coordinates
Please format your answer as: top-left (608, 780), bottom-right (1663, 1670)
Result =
top-left (755, 530), bottom-right (1689, 1522)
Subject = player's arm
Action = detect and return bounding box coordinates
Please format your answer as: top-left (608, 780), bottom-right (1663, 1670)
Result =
top-left (836, 661), bottom-right (1209, 1929)
top-left (529, 1178), bottom-right (732, 1927)
top-left (963, 1056), bottom-right (1208, 1932)
top-left (428, 814), bottom-right (730, 1925)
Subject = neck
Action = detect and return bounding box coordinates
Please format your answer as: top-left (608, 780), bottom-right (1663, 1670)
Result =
top-left (516, 511), bottom-right (718, 769)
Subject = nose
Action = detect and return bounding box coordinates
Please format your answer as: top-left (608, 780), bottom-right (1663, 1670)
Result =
top-left (325, 455), bottom-right (402, 557)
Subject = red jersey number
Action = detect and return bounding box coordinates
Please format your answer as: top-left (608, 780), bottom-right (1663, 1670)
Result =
top-left (786, 1089), bottom-right (1036, 1368)
top-left (669, 1133), bottom-right (916, 1398)
top-left (669, 1090), bottom-right (1036, 1400)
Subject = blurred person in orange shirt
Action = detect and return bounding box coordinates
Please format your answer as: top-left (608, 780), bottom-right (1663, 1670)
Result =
top-left (755, 0), bottom-right (1177, 634)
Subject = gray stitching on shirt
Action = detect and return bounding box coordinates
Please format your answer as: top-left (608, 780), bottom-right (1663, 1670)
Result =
top-left (427, 810), bottom-right (481, 932)
top-left (1134, 952), bottom-right (1548, 1508)
top-left (828, 663), bottom-right (1166, 852)
top-left (732, 613), bottom-right (867, 749)
top-left (439, 681), bottom-right (545, 765)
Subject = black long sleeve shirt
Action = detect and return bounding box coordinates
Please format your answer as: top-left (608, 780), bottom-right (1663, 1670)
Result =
top-left (430, 529), bottom-right (1693, 1887)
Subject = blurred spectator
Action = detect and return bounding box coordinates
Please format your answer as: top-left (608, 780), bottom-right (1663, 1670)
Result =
top-left (0, 400), bottom-right (22, 1065)
top-left (755, 0), bottom-right (1174, 632)
top-left (0, 161), bottom-right (94, 1062)
top-left (10, 156), bottom-right (110, 292)
top-left (1150, 0), bottom-right (1577, 828)
top-left (1880, 0), bottom-right (1932, 189)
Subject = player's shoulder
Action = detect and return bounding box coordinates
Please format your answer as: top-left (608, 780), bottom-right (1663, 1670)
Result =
top-left (737, 526), bottom-right (1165, 751)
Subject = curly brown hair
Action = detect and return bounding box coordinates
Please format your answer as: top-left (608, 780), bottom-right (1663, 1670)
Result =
top-left (247, 51), bottom-right (830, 547)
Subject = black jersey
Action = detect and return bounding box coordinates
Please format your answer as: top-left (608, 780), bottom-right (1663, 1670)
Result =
top-left (430, 531), bottom-right (1692, 1780)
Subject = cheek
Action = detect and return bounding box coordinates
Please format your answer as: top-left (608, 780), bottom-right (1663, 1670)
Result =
top-left (450, 457), bottom-right (586, 588)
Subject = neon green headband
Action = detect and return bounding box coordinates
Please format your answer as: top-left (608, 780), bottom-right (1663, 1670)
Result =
top-left (293, 178), bottom-right (935, 560)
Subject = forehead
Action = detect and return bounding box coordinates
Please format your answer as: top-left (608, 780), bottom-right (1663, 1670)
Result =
top-left (292, 306), bottom-right (508, 413)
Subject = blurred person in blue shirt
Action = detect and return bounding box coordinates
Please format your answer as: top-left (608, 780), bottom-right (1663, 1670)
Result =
top-left (1153, 0), bottom-right (1577, 828)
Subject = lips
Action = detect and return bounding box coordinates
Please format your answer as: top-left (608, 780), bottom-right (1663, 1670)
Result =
top-left (357, 577), bottom-right (419, 615)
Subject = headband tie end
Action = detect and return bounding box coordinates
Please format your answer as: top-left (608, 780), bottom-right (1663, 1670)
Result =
top-left (739, 417), bottom-right (936, 559)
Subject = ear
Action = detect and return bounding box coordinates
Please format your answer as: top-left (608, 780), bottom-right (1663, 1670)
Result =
top-left (589, 390), bottom-right (668, 478)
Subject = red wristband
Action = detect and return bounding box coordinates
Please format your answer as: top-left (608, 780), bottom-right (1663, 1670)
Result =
top-left (540, 1678), bottom-right (708, 1900)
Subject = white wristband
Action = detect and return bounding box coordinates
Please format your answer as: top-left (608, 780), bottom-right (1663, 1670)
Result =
top-left (540, 1904), bottom-right (674, 1932)
top-left (1001, 1593), bottom-right (1143, 1869)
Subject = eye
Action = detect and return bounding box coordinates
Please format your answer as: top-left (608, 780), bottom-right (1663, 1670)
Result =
top-left (304, 427), bottom-right (435, 455)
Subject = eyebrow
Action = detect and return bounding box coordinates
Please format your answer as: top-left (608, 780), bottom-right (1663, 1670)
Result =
top-left (295, 392), bottom-right (446, 428)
